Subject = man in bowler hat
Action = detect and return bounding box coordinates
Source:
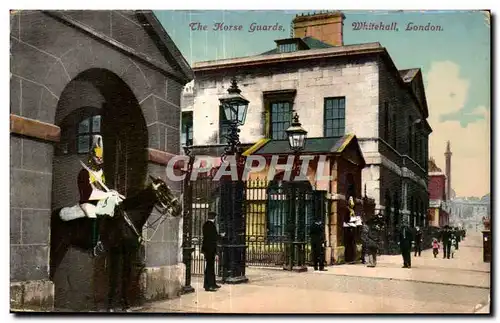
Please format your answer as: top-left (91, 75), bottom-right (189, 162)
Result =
top-left (399, 220), bottom-right (413, 268)
top-left (202, 211), bottom-right (222, 292)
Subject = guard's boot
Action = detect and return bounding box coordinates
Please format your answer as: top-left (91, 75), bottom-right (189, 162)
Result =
top-left (91, 218), bottom-right (104, 257)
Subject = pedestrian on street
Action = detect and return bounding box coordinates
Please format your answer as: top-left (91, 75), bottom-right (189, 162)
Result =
top-left (454, 228), bottom-right (461, 250)
top-left (441, 225), bottom-right (452, 259)
top-left (202, 211), bottom-right (222, 292)
top-left (399, 221), bottom-right (413, 268)
top-left (414, 226), bottom-right (423, 257)
top-left (450, 238), bottom-right (457, 258)
top-left (432, 238), bottom-right (440, 258)
top-left (310, 218), bottom-right (327, 271)
top-left (361, 217), bottom-right (381, 268)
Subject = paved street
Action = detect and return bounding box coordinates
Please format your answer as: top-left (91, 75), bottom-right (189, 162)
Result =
top-left (139, 232), bottom-right (490, 314)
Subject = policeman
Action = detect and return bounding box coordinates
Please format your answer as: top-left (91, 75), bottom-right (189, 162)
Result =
top-left (310, 218), bottom-right (327, 271)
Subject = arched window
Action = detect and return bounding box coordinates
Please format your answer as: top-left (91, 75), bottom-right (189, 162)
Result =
top-left (56, 107), bottom-right (102, 156)
top-left (77, 114), bottom-right (102, 154)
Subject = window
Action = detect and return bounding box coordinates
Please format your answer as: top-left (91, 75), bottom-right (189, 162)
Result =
top-left (77, 115), bottom-right (101, 154)
top-left (408, 118), bottom-right (413, 157)
top-left (219, 106), bottom-right (231, 144)
top-left (278, 43), bottom-right (297, 53)
top-left (181, 111), bottom-right (193, 147)
top-left (415, 132), bottom-right (420, 163)
top-left (266, 181), bottom-right (286, 242)
top-left (324, 97), bottom-right (346, 137)
top-left (384, 102), bottom-right (390, 141)
top-left (263, 90), bottom-right (296, 140)
top-left (392, 113), bottom-right (397, 148)
top-left (421, 136), bottom-right (426, 166)
top-left (270, 101), bottom-right (293, 140)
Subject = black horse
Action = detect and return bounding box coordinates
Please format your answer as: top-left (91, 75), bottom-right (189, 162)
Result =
top-left (49, 176), bottom-right (182, 311)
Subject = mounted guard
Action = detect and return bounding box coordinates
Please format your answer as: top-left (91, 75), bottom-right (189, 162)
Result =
top-left (59, 134), bottom-right (124, 256)
top-left (79, 135), bottom-right (124, 256)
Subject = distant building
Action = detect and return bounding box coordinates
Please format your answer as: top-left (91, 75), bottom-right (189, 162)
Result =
top-left (182, 11), bottom-right (432, 256)
top-left (440, 141), bottom-right (490, 229)
top-left (427, 157), bottom-right (450, 227)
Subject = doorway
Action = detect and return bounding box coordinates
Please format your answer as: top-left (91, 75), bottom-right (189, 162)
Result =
top-left (51, 68), bottom-right (148, 310)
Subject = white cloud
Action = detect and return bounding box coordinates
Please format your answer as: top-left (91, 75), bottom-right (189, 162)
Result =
top-left (425, 61), bottom-right (490, 197)
top-left (426, 61), bottom-right (470, 121)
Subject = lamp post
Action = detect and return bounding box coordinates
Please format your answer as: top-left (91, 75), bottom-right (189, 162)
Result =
top-left (284, 111), bottom-right (308, 272)
top-left (181, 145), bottom-right (195, 294)
top-left (218, 77), bottom-right (249, 284)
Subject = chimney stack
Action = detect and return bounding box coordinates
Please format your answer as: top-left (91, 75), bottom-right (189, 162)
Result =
top-left (292, 11), bottom-right (345, 46)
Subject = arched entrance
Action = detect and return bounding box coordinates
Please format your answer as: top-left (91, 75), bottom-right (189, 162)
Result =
top-left (51, 68), bottom-right (147, 311)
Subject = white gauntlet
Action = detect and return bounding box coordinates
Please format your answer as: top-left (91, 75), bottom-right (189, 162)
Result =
top-left (89, 189), bottom-right (113, 201)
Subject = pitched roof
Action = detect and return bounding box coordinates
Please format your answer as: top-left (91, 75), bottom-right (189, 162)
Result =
top-left (399, 68), bottom-right (420, 83)
top-left (260, 36), bottom-right (333, 55)
top-left (428, 157), bottom-right (443, 173)
top-left (302, 36), bottom-right (335, 49)
top-left (243, 136), bottom-right (339, 155)
top-left (138, 11), bottom-right (194, 82)
top-left (243, 134), bottom-right (365, 166)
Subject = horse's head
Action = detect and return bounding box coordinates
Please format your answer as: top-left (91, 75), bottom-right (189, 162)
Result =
top-left (149, 175), bottom-right (182, 217)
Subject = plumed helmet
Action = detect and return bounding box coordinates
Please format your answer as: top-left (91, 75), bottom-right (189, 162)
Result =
top-left (90, 134), bottom-right (103, 163)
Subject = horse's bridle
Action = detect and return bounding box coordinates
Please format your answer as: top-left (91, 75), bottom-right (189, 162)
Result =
top-left (124, 179), bottom-right (180, 244)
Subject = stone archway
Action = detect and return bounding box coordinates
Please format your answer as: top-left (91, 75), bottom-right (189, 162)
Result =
top-left (51, 68), bottom-right (147, 311)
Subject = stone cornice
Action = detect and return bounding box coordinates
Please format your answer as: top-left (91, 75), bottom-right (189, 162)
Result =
top-left (10, 114), bottom-right (60, 142)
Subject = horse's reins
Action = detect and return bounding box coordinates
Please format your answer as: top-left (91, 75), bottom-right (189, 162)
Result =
top-left (80, 160), bottom-right (142, 243)
top-left (141, 183), bottom-right (179, 243)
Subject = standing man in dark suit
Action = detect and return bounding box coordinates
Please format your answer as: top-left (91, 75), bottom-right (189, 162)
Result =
top-left (202, 211), bottom-right (222, 292)
top-left (310, 219), bottom-right (327, 271)
top-left (399, 221), bottom-right (413, 268)
top-left (441, 225), bottom-right (452, 259)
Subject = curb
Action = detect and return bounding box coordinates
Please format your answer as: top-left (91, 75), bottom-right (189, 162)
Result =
top-left (324, 272), bottom-right (491, 290)
top-left (247, 266), bottom-right (490, 289)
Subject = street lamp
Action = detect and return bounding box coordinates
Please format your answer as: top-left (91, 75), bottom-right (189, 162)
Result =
top-left (285, 111), bottom-right (308, 272)
top-left (286, 111), bottom-right (307, 153)
top-left (218, 77), bottom-right (249, 284)
top-left (181, 145), bottom-right (195, 294)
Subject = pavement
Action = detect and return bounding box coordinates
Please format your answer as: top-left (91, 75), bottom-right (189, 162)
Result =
top-left (138, 232), bottom-right (490, 314)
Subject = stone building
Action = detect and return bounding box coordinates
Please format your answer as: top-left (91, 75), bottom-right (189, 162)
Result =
top-left (449, 195), bottom-right (490, 229)
top-left (182, 11), bottom-right (431, 254)
top-left (10, 10), bottom-right (193, 310)
top-left (427, 157), bottom-right (450, 227)
top-left (441, 141), bottom-right (490, 229)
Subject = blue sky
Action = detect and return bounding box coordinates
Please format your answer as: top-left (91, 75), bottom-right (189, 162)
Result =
top-left (155, 10), bottom-right (491, 196)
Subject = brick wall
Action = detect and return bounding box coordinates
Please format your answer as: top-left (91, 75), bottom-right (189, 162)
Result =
top-left (429, 174), bottom-right (446, 200)
top-left (377, 57), bottom-right (429, 221)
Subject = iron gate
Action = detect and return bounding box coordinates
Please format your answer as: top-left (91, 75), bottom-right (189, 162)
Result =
top-left (187, 175), bottom-right (328, 275)
top-left (189, 173), bottom-right (220, 276)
